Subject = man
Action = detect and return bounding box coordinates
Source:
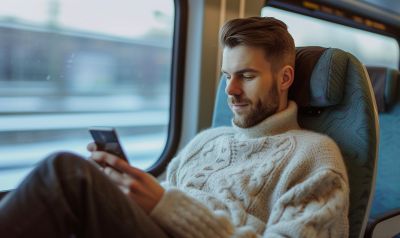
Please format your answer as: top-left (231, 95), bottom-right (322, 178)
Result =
top-left (0, 17), bottom-right (349, 237)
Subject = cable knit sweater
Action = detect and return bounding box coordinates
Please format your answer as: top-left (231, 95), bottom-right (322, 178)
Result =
top-left (150, 101), bottom-right (349, 238)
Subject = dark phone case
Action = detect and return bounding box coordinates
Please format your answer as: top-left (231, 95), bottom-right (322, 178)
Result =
top-left (89, 127), bottom-right (129, 162)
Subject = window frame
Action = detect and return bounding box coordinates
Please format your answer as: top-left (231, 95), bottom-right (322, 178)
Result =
top-left (147, 0), bottom-right (188, 176)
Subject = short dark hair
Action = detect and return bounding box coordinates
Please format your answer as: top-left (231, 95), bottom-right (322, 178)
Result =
top-left (219, 17), bottom-right (295, 73)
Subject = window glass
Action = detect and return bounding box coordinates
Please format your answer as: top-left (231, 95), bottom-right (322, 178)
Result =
top-left (262, 7), bottom-right (399, 68)
top-left (0, 0), bottom-right (174, 190)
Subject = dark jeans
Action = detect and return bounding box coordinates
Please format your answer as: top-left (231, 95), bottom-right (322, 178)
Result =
top-left (0, 152), bottom-right (169, 238)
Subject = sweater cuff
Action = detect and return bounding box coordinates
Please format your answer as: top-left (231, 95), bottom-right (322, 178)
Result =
top-left (150, 188), bottom-right (233, 237)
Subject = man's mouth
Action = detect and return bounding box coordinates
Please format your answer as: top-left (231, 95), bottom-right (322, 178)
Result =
top-left (230, 103), bottom-right (249, 112)
top-left (231, 103), bottom-right (248, 107)
top-left (228, 97), bottom-right (251, 113)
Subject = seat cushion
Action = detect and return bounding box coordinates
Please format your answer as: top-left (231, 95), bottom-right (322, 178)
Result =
top-left (290, 47), bottom-right (347, 107)
top-left (366, 67), bottom-right (399, 112)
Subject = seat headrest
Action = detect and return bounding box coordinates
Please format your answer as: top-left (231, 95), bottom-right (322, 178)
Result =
top-left (289, 47), bottom-right (348, 107)
top-left (366, 66), bottom-right (399, 112)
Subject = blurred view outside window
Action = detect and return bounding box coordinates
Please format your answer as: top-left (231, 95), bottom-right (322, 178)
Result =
top-left (0, 0), bottom-right (174, 190)
top-left (262, 7), bottom-right (399, 68)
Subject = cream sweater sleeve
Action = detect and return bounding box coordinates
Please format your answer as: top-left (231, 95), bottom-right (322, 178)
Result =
top-left (264, 169), bottom-right (349, 238)
top-left (150, 188), bottom-right (239, 238)
top-left (152, 131), bottom-right (244, 238)
top-left (152, 154), bottom-right (240, 237)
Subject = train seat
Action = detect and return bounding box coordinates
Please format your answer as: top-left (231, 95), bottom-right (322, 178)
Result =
top-left (212, 46), bottom-right (379, 238)
top-left (365, 66), bottom-right (400, 238)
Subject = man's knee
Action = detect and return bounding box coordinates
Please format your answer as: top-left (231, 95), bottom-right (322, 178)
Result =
top-left (29, 151), bottom-right (106, 195)
top-left (45, 151), bottom-right (86, 166)
top-left (38, 151), bottom-right (92, 178)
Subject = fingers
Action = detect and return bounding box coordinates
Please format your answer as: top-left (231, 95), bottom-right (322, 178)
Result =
top-left (125, 175), bottom-right (164, 214)
top-left (104, 167), bottom-right (133, 186)
top-left (100, 161), bottom-right (163, 214)
top-left (103, 167), bottom-right (137, 195)
top-left (103, 156), bottom-right (145, 180)
top-left (90, 151), bottom-right (118, 164)
top-left (90, 152), bottom-right (145, 180)
top-left (87, 142), bottom-right (97, 152)
top-left (86, 158), bottom-right (105, 171)
top-left (103, 167), bottom-right (143, 196)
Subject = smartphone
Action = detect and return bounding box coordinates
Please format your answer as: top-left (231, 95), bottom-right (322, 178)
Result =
top-left (88, 127), bottom-right (129, 163)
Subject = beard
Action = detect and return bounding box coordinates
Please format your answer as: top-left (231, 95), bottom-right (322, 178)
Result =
top-left (229, 84), bottom-right (279, 128)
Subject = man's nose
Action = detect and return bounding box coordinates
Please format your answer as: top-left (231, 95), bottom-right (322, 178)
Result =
top-left (225, 77), bottom-right (242, 96)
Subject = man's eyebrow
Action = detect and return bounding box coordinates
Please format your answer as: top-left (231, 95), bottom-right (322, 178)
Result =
top-left (221, 68), bottom-right (260, 74)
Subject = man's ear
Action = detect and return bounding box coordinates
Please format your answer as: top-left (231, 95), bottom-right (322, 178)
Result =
top-left (279, 65), bottom-right (294, 91)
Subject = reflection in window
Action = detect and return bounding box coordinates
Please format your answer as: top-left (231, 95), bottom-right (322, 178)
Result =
top-left (262, 7), bottom-right (399, 68)
top-left (0, 0), bottom-right (174, 190)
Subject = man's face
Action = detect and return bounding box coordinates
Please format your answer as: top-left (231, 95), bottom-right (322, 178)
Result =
top-left (221, 45), bottom-right (280, 128)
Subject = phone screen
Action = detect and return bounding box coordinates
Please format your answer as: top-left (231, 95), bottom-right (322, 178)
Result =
top-left (89, 127), bottom-right (129, 162)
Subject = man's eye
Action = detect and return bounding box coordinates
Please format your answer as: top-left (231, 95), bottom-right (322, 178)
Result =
top-left (225, 75), bottom-right (231, 80)
top-left (243, 75), bottom-right (255, 80)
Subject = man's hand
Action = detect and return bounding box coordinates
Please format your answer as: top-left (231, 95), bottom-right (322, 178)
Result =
top-left (87, 142), bottom-right (164, 214)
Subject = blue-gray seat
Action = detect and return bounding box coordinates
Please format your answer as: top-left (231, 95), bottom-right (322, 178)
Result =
top-left (212, 47), bottom-right (379, 238)
top-left (365, 66), bottom-right (400, 238)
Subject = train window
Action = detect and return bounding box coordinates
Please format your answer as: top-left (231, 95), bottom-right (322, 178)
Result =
top-left (0, 0), bottom-right (176, 190)
top-left (262, 7), bottom-right (399, 68)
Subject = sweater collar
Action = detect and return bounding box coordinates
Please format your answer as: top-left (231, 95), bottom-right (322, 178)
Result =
top-left (232, 101), bottom-right (300, 138)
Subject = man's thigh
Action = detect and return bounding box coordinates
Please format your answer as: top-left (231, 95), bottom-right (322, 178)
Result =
top-left (0, 152), bottom-right (170, 238)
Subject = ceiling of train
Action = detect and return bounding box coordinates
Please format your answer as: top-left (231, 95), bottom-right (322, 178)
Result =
top-left (321, 0), bottom-right (400, 29)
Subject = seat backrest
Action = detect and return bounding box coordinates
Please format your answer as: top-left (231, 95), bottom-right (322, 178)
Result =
top-left (367, 66), bottom-right (400, 219)
top-left (212, 47), bottom-right (379, 238)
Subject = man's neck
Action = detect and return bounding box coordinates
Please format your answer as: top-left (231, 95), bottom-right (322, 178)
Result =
top-left (232, 101), bottom-right (300, 138)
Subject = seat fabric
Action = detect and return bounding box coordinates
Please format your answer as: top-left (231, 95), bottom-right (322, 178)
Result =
top-left (367, 67), bottom-right (400, 219)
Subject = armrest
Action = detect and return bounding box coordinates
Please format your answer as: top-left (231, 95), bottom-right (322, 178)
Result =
top-left (365, 209), bottom-right (400, 238)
